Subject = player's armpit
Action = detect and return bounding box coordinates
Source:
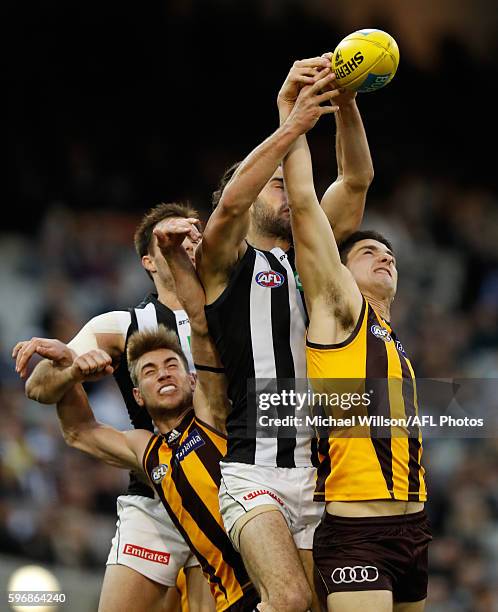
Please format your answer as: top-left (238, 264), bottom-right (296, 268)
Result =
top-left (197, 210), bottom-right (248, 302)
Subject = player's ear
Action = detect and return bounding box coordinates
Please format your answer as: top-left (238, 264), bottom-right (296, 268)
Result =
top-left (133, 387), bottom-right (145, 407)
top-left (189, 372), bottom-right (196, 392)
top-left (142, 254), bottom-right (156, 274)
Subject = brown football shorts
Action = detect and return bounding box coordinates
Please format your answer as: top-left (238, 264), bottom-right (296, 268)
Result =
top-left (313, 510), bottom-right (432, 606)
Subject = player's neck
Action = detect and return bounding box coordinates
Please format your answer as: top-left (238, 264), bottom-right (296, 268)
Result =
top-left (246, 229), bottom-right (291, 252)
top-left (155, 283), bottom-right (183, 311)
top-left (154, 406), bottom-right (192, 433)
top-left (364, 293), bottom-right (391, 322)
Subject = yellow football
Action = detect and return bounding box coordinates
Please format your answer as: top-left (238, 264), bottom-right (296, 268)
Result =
top-left (332, 29), bottom-right (400, 93)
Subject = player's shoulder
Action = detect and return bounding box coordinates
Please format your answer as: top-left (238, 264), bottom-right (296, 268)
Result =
top-left (126, 429), bottom-right (157, 458)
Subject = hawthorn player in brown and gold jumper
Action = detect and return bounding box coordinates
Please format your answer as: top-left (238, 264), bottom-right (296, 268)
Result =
top-left (26, 324), bottom-right (259, 612)
top-left (283, 81), bottom-right (431, 612)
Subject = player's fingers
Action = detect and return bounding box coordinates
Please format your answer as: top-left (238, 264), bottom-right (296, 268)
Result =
top-left (186, 218), bottom-right (202, 229)
top-left (321, 51), bottom-right (333, 60)
top-left (15, 340), bottom-right (41, 375)
top-left (91, 350), bottom-right (113, 370)
top-left (75, 354), bottom-right (101, 374)
top-left (316, 88), bottom-right (341, 104)
top-left (189, 226), bottom-right (202, 242)
top-left (320, 105), bottom-right (340, 115)
top-left (292, 74), bottom-right (316, 85)
top-left (12, 341), bottom-right (27, 359)
top-left (311, 71), bottom-right (334, 93)
top-left (293, 57), bottom-right (330, 69)
top-left (34, 344), bottom-right (65, 361)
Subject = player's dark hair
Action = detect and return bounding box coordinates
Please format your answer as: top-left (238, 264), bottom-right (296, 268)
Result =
top-left (127, 325), bottom-right (189, 386)
top-left (134, 202), bottom-right (199, 260)
top-left (339, 230), bottom-right (394, 264)
top-left (211, 161), bottom-right (242, 209)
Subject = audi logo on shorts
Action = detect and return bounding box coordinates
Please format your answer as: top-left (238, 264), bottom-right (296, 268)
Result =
top-left (331, 566), bottom-right (379, 584)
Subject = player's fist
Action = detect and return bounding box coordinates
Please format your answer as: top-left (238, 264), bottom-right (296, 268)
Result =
top-left (153, 218), bottom-right (201, 250)
top-left (71, 350), bottom-right (114, 382)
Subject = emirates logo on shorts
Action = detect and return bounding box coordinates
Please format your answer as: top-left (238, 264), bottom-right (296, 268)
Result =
top-left (331, 566), bottom-right (379, 584)
top-left (123, 544), bottom-right (170, 565)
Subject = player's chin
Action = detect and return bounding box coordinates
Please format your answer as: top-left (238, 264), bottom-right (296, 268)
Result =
top-left (156, 390), bottom-right (182, 408)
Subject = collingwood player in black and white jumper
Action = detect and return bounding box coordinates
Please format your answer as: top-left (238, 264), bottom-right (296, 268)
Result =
top-left (197, 56), bottom-right (374, 611)
top-left (13, 203), bottom-right (214, 612)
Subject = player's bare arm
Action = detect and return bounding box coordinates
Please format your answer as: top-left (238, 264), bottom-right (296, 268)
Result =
top-left (14, 312), bottom-right (128, 402)
top-left (199, 67), bottom-right (338, 303)
top-left (277, 55), bottom-right (373, 243)
top-left (282, 84), bottom-right (363, 345)
top-left (319, 52), bottom-right (374, 243)
top-left (57, 383), bottom-right (151, 471)
top-left (39, 341), bottom-right (151, 470)
top-left (154, 218), bottom-right (229, 432)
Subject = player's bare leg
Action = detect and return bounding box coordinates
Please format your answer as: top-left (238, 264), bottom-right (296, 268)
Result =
top-left (98, 564), bottom-right (174, 612)
top-left (163, 587), bottom-right (181, 612)
top-left (185, 566), bottom-right (216, 612)
top-left (394, 600), bottom-right (426, 612)
top-left (239, 508), bottom-right (312, 612)
top-left (299, 549), bottom-right (320, 612)
top-left (327, 590), bottom-right (392, 612)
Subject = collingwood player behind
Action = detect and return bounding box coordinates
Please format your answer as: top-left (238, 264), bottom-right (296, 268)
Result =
top-left (197, 56), bottom-right (373, 611)
top-left (283, 83), bottom-right (431, 611)
top-left (12, 203), bottom-right (211, 612)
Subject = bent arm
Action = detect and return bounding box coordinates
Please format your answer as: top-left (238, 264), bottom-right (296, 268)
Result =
top-left (199, 120), bottom-right (304, 298)
top-left (24, 313), bottom-right (128, 404)
top-left (156, 232), bottom-right (230, 432)
top-left (320, 97), bottom-right (374, 242)
top-left (56, 383), bottom-right (148, 471)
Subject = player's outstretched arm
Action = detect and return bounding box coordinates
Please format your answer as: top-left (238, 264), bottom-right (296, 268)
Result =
top-left (14, 312), bottom-right (129, 403)
top-left (282, 81), bottom-right (363, 344)
top-left (319, 58), bottom-right (374, 243)
top-left (154, 218), bottom-right (230, 432)
top-left (277, 55), bottom-right (371, 244)
top-left (199, 68), bottom-right (334, 301)
top-left (57, 383), bottom-right (150, 471)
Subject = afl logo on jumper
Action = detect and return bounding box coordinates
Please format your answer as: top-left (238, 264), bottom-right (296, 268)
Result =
top-left (151, 464), bottom-right (168, 483)
top-left (370, 324), bottom-right (392, 342)
top-left (255, 271), bottom-right (285, 288)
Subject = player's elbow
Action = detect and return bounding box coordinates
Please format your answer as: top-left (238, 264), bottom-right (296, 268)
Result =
top-left (287, 189), bottom-right (319, 213)
top-left (25, 378), bottom-right (50, 404)
top-left (61, 426), bottom-right (81, 449)
top-left (218, 187), bottom-right (251, 217)
top-left (343, 167), bottom-right (374, 193)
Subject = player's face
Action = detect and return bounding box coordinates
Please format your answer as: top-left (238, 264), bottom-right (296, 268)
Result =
top-left (346, 239), bottom-right (398, 300)
top-left (251, 167), bottom-right (291, 240)
top-left (133, 348), bottom-right (194, 414)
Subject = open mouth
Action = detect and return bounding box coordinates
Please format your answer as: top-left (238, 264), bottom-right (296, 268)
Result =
top-left (159, 385), bottom-right (176, 395)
